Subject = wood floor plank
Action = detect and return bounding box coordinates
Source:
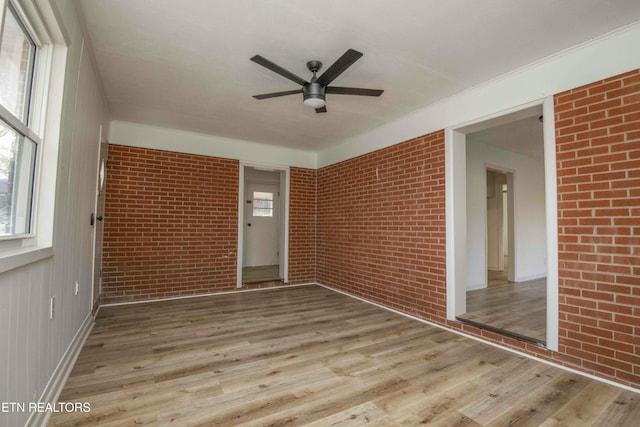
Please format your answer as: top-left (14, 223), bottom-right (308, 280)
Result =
top-left (591, 390), bottom-right (640, 426)
top-left (49, 285), bottom-right (639, 426)
top-left (540, 380), bottom-right (627, 426)
top-left (301, 401), bottom-right (392, 427)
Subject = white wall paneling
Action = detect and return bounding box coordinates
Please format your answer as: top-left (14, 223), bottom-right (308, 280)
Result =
top-left (0, 1), bottom-right (110, 425)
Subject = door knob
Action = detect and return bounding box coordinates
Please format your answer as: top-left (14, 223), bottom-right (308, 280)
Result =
top-left (91, 213), bottom-right (104, 226)
top-left (247, 223), bottom-right (252, 227)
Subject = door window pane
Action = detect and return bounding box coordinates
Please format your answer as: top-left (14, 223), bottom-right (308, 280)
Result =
top-left (253, 191), bottom-right (273, 217)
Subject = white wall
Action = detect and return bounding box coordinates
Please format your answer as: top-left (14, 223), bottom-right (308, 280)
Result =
top-left (0, 1), bottom-right (110, 426)
top-left (245, 167), bottom-right (281, 184)
top-left (466, 141), bottom-right (546, 290)
top-left (109, 120), bottom-right (317, 170)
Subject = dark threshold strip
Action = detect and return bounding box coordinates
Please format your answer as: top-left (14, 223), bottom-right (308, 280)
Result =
top-left (456, 316), bottom-right (547, 347)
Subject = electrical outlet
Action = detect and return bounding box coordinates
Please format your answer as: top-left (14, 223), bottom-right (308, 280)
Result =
top-left (75, 280), bottom-right (79, 295)
top-left (50, 297), bottom-right (55, 319)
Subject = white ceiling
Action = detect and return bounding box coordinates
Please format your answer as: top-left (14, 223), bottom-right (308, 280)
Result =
top-left (79, 0), bottom-right (640, 151)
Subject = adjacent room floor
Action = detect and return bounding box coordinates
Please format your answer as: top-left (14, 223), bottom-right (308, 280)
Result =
top-left (458, 278), bottom-right (547, 344)
top-left (50, 286), bottom-right (638, 426)
top-left (242, 264), bottom-right (281, 284)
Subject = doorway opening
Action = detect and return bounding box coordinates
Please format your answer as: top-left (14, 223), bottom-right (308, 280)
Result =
top-left (485, 170), bottom-right (514, 287)
top-left (446, 99), bottom-right (559, 349)
top-left (238, 165), bottom-right (289, 286)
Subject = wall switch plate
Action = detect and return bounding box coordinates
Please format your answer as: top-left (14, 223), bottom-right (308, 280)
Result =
top-left (50, 297), bottom-right (55, 319)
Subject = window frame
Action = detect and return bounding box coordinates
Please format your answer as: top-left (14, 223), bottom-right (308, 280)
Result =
top-left (0, 0), bottom-right (67, 270)
top-left (0, 0), bottom-right (44, 240)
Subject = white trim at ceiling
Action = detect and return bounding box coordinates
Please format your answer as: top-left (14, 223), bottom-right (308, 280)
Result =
top-left (109, 120), bottom-right (317, 169)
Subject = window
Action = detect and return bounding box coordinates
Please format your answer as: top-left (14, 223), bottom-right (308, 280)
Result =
top-left (253, 191), bottom-right (273, 217)
top-left (0, 3), bottom-right (39, 238)
top-left (0, 4), bottom-right (36, 122)
top-left (0, 0), bottom-right (66, 269)
top-left (0, 120), bottom-right (36, 235)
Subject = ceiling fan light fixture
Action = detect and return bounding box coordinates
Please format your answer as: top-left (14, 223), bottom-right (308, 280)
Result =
top-left (303, 95), bottom-right (326, 108)
top-left (303, 82), bottom-right (326, 108)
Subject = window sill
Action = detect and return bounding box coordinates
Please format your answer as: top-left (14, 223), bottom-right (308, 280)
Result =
top-left (0, 246), bottom-right (54, 274)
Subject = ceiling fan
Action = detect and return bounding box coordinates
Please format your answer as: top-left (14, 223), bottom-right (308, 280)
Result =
top-left (250, 48), bottom-right (383, 113)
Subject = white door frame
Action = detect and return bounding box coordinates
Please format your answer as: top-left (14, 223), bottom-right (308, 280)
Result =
top-left (445, 96), bottom-right (559, 351)
top-left (244, 180), bottom-right (280, 267)
top-left (237, 162), bottom-right (290, 288)
top-left (91, 129), bottom-right (108, 311)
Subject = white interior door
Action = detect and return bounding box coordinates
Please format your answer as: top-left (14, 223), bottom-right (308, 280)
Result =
top-left (244, 182), bottom-right (280, 267)
top-left (92, 142), bottom-right (108, 310)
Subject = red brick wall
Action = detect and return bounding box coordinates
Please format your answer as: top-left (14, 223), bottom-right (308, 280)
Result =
top-left (102, 145), bottom-right (239, 303)
top-left (315, 70), bottom-right (640, 389)
top-left (555, 69), bottom-right (640, 387)
top-left (317, 132), bottom-right (447, 321)
top-left (289, 167), bottom-right (316, 284)
top-left (102, 146), bottom-right (316, 303)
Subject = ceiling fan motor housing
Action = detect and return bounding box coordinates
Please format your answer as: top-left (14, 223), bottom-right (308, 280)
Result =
top-left (303, 82), bottom-right (326, 103)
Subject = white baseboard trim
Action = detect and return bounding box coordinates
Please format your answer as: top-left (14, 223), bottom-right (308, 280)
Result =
top-left (466, 281), bottom-right (486, 291)
top-left (27, 312), bottom-right (95, 427)
top-left (101, 282), bottom-right (316, 307)
top-left (316, 283), bottom-right (640, 394)
top-left (514, 273), bottom-right (547, 282)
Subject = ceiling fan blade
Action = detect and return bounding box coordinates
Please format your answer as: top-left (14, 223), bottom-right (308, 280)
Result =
top-left (326, 86), bottom-right (384, 96)
top-left (250, 55), bottom-right (308, 86)
top-left (316, 49), bottom-right (363, 86)
top-left (315, 106), bottom-right (327, 113)
top-left (253, 89), bottom-right (301, 100)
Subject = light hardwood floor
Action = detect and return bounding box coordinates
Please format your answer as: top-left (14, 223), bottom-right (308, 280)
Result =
top-left (50, 286), bottom-right (639, 426)
top-left (242, 265), bottom-right (281, 284)
top-left (488, 268), bottom-right (510, 287)
top-left (458, 278), bottom-right (547, 343)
